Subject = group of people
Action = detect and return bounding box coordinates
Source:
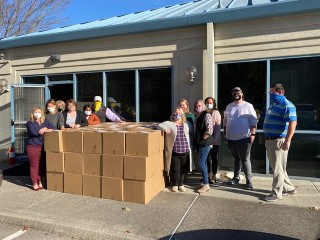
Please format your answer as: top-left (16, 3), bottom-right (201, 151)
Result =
top-left (25, 96), bottom-right (123, 191)
top-left (26, 84), bottom-right (297, 202)
top-left (158, 83), bottom-right (298, 202)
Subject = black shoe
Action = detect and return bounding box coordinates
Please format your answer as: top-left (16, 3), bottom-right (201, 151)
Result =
top-left (245, 180), bottom-right (253, 190)
top-left (227, 177), bottom-right (240, 185)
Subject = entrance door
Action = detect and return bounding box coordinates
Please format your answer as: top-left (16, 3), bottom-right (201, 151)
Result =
top-left (10, 85), bottom-right (45, 154)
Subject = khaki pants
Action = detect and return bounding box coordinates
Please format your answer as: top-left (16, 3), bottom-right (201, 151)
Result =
top-left (265, 139), bottom-right (295, 197)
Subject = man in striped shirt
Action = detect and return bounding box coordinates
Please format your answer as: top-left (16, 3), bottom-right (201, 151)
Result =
top-left (263, 83), bottom-right (297, 202)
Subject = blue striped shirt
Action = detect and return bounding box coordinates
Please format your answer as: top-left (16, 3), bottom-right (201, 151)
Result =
top-left (263, 98), bottom-right (297, 137)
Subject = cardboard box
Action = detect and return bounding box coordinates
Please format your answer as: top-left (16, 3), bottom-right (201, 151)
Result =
top-left (125, 131), bottom-right (161, 157)
top-left (102, 155), bottom-right (123, 178)
top-left (83, 154), bottom-right (101, 176)
top-left (44, 130), bottom-right (63, 152)
top-left (47, 172), bottom-right (63, 192)
top-left (46, 152), bottom-right (64, 172)
top-left (63, 131), bottom-right (83, 153)
top-left (83, 175), bottom-right (101, 198)
top-left (83, 132), bottom-right (102, 154)
top-left (123, 172), bottom-right (164, 204)
top-left (64, 173), bottom-right (82, 195)
top-left (123, 152), bottom-right (163, 181)
top-left (64, 153), bottom-right (84, 174)
top-left (102, 132), bottom-right (126, 155)
top-left (101, 177), bottom-right (123, 201)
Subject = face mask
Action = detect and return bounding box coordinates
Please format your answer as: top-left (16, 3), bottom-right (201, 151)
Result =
top-left (93, 102), bottom-right (102, 112)
top-left (172, 113), bottom-right (181, 121)
top-left (232, 93), bottom-right (241, 101)
top-left (47, 107), bottom-right (55, 113)
top-left (57, 107), bottom-right (63, 112)
top-left (195, 107), bottom-right (202, 113)
top-left (206, 103), bottom-right (213, 110)
top-left (270, 93), bottom-right (286, 104)
top-left (84, 111), bottom-right (92, 116)
top-left (34, 112), bottom-right (41, 119)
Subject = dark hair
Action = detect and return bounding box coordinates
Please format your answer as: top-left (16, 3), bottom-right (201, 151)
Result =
top-left (83, 104), bottom-right (92, 111)
top-left (66, 99), bottom-right (77, 109)
top-left (271, 83), bottom-right (285, 92)
top-left (45, 99), bottom-right (56, 114)
top-left (204, 97), bottom-right (218, 110)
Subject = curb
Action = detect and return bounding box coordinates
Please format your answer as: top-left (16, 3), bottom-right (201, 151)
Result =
top-left (0, 211), bottom-right (153, 240)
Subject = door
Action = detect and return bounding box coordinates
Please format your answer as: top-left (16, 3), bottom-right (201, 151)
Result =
top-left (11, 85), bottom-right (46, 154)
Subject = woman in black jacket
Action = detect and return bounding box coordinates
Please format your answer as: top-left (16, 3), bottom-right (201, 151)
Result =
top-left (194, 100), bottom-right (214, 193)
top-left (62, 99), bottom-right (88, 128)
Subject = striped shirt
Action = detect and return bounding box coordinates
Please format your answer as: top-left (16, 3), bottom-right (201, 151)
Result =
top-left (263, 98), bottom-right (297, 137)
top-left (173, 125), bottom-right (189, 153)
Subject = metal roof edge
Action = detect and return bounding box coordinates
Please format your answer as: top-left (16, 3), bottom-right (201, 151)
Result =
top-left (188, 0), bottom-right (320, 24)
top-left (1, 0), bottom-right (320, 50)
top-left (0, 16), bottom-right (189, 50)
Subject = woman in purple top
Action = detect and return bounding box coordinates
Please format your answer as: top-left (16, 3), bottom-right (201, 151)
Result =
top-left (26, 107), bottom-right (55, 191)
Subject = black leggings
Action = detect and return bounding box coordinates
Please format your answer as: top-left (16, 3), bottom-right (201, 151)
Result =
top-left (171, 151), bottom-right (189, 186)
top-left (206, 145), bottom-right (219, 175)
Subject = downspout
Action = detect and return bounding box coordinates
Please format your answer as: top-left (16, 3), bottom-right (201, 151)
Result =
top-left (204, 22), bottom-right (215, 98)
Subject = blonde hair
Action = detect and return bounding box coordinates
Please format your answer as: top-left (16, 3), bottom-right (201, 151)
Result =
top-left (170, 107), bottom-right (186, 123)
top-left (30, 107), bottom-right (45, 123)
top-left (178, 99), bottom-right (191, 114)
top-left (56, 100), bottom-right (65, 111)
top-left (194, 100), bottom-right (207, 112)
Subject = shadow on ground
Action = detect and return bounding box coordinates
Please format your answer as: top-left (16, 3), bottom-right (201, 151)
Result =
top-left (159, 229), bottom-right (299, 240)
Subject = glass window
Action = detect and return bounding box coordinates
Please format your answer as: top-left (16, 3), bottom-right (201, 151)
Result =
top-left (77, 72), bottom-right (103, 110)
top-left (271, 57), bottom-right (320, 130)
top-left (23, 76), bottom-right (45, 84)
top-left (49, 84), bottom-right (73, 103)
top-left (139, 68), bottom-right (172, 122)
top-left (48, 74), bottom-right (73, 82)
top-left (107, 71), bottom-right (136, 121)
top-left (218, 61), bottom-right (267, 173)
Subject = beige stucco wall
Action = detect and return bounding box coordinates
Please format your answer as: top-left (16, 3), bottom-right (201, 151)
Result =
top-left (215, 12), bottom-right (320, 63)
top-left (0, 26), bottom-right (207, 159)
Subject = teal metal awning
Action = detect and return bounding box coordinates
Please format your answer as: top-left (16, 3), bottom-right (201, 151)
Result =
top-left (1, 0), bottom-right (320, 49)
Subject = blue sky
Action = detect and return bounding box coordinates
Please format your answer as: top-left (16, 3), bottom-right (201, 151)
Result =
top-left (61, 0), bottom-right (188, 27)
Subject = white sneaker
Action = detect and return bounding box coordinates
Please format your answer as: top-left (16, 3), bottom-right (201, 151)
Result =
top-left (172, 186), bottom-right (178, 192)
top-left (178, 186), bottom-right (186, 192)
top-left (198, 184), bottom-right (210, 193)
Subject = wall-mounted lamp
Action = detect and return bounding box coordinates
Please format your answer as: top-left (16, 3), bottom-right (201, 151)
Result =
top-left (51, 54), bottom-right (61, 62)
top-left (0, 53), bottom-right (9, 63)
top-left (0, 78), bottom-right (10, 94)
top-left (186, 66), bottom-right (197, 85)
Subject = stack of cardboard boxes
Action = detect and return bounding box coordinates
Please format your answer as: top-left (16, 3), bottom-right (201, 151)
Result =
top-left (44, 123), bottom-right (165, 204)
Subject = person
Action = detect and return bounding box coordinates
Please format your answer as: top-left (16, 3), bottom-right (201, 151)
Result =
top-left (45, 99), bottom-right (65, 130)
top-left (83, 104), bottom-right (100, 125)
top-left (223, 87), bottom-right (257, 190)
top-left (263, 83), bottom-right (297, 202)
top-left (62, 99), bottom-right (88, 128)
top-left (178, 99), bottom-right (195, 125)
top-left (204, 97), bottom-right (221, 183)
top-left (92, 96), bottom-right (123, 122)
top-left (178, 99), bottom-right (195, 148)
top-left (157, 107), bottom-right (192, 192)
top-left (194, 100), bottom-right (214, 193)
top-left (26, 107), bottom-right (55, 190)
top-left (55, 100), bottom-right (65, 113)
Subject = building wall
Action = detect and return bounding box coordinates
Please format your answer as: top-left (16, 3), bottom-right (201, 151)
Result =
top-left (215, 12), bottom-right (320, 62)
top-left (0, 26), bottom-right (207, 159)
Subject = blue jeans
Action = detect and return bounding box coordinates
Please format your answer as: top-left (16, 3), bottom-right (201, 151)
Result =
top-left (198, 146), bottom-right (211, 184)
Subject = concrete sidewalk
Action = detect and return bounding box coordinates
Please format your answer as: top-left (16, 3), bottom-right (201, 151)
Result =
top-left (0, 174), bottom-right (319, 240)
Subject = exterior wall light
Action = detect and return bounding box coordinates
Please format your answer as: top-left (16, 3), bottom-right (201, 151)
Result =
top-left (51, 54), bottom-right (61, 62)
top-left (0, 78), bottom-right (10, 94)
top-left (186, 66), bottom-right (197, 85)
